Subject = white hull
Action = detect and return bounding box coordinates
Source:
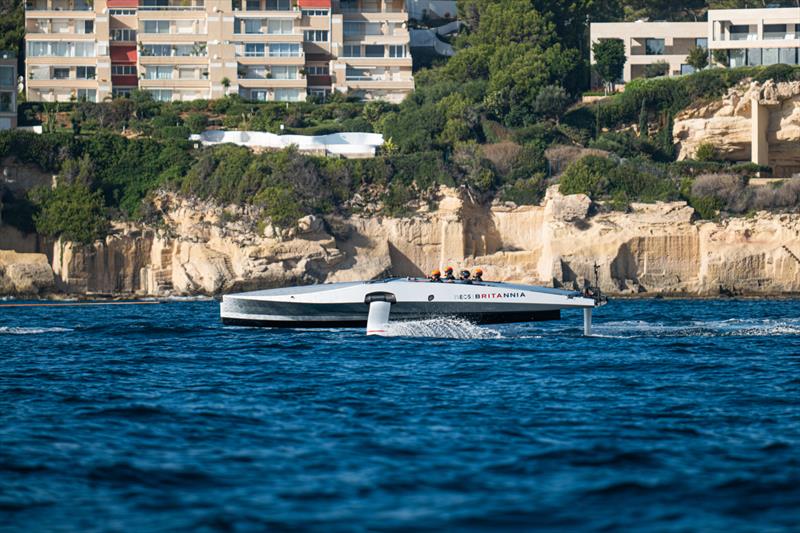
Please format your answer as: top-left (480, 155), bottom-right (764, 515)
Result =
top-left (221, 279), bottom-right (601, 334)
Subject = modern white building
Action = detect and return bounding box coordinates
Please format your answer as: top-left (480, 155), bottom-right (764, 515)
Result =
top-left (591, 7), bottom-right (800, 83)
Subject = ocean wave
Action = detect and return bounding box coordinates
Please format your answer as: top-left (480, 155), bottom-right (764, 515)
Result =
top-left (0, 326), bottom-right (74, 335)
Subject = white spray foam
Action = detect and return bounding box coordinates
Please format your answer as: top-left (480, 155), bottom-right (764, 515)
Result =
top-left (384, 318), bottom-right (504, 339)
top-left (0, 326), bottom-right (74, 335)
top-left (593, 318), bottom-right (800, 338)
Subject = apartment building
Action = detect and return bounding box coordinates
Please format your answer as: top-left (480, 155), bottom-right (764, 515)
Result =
top-left (591, 7), bottom-right (800, 83)
top-left (24, 0), bottom-right (413, 103)
top-left (0, 52), bottom-right (17, 130)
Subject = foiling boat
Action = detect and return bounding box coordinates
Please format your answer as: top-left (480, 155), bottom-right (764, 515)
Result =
top-left (221, 278), bottom-right (607, 336)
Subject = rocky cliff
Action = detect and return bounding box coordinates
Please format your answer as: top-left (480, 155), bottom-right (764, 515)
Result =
top-left (4, 187), bottom-right (800, 298)
top-left (674, 79), bottom-right (800, 175)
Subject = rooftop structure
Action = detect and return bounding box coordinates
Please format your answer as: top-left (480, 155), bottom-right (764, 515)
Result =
top-left (24, 0), bottom-right (414, 103)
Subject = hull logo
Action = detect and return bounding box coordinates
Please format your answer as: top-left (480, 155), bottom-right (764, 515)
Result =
top-left (455, 292), bottom-right (526, 300)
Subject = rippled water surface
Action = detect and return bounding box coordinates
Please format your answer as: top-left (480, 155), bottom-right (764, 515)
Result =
top-left (1, 299), bottom-right (799, 531)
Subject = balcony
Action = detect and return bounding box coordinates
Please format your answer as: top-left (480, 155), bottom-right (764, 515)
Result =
top-left (26, 0), bottom-right (93, 11)
top-left (339, 0), bottom-right (405, 14)
top-left (138, 0), bottom-right (205, 11)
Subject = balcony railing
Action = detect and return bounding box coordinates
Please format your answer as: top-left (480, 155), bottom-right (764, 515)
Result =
top-left (138, 1), bottom-right (205, 11)
top-left (26, 0), bottom-right (92, 10)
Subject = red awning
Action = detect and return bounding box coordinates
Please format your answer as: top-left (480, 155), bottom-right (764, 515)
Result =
top-left (110, 45), bottom-right (137, 62)
top-left (298, 0), bottom-right (331, 7)
top-left (107, 0), bottom-right (138, 7)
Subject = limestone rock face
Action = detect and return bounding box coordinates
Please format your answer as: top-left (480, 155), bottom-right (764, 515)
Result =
top-left (5, 187), bottom-right (798, 298)
top-left (0, 250), bottom-right (55, 296)
top-left (674, 80), bottom-right (800, 175)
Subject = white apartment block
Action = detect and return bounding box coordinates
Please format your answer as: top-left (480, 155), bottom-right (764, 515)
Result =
top-left (24, 0), bottom-right (414, 104)
top-left (591, 7), bottom-right (800, 83)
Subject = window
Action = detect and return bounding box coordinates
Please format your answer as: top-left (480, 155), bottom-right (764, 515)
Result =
top-left (148, 89), bottom-right (172, 102)
top-left (267, 19), bottom-right (292, 34)
top-left (53, 68), bottom-right (70, 79)
top-left (248, 89), bottom-right (268, 101)
top-left (645, 38), bottom-right (664, 55)
top-left (27, 41), bottom-right (94, 57)
top-left (146, 66), bottom-right (172, 80)
top-left (747, 48), bottom-right (761, 66)
top-left (246, 0), bottom-right (260, 9)
top-left (680, 64), bottom-right (694, 75)
top-left (75, 20), bottom-right (94, 34)
top-left (112, 88), bottom-right (133, 98)
top-left (389, 45), bottom-right (406, 58)
top-left (111, 29), bottom-right (136, 41)
top-left (0, 92), bottom-right (12, 112)
top-left (109, 9), bottom-right (136, 15)
top-left (269, 43), bottom-right (300, 56)
top-left (275, 88), bottom-right (301, 101)
top-left (306, 65), bottom-right (329, 75)
top-left (344, 21), bottom-right (363, 36)
top-left (729, 49), bottom-right (745, 68)
top-left (174, 44), bottom-right (195, 56)
top-left (141, 44), bottom-right (171, 56)
top-left (302, 9), bottom-right (328, 16)
top-left (763, 48), bottom-right (779, 65)
top-left (0, 66), bottom-right (14, 87)
top-left (112, 65), bottom-right (136, 75)
top-left (342, 45), bottom-right (361, 57)
top-left (244, 43), bottom-right (265, 56)
top-left (779, 48), bottom-right (797, 65)
top-left (764, 24), bottom-right (788, 40)
top-left (266, 0), bottom-right (290, 9)
top-left (143, 20), bottom-right (170, 34)
top-left (695, 38), bottom-right (707, 49)
top-left (346, 67), bottom-right (369, 80)
top-left (244, 19), bottom-right (262, 33)
top-left (271, 65), bottom-right (297, 79)
top-left (304, 30), bottom-right (328, 42)
top-left (365, 45), bottom-right (384, 58)
top-left (308, 88), bottom-right (330, 100)
top-left (729, 25), bottom-right (752, 41)
top-left (76, 66), bottom-right (95, 79)
top-left (76, 89), bottom-right (96, 102)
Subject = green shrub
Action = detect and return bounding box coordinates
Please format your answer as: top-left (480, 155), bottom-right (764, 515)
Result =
top-left (559, 156), bottom-right (615, 198)
top-left (694, 142), bottom-right (717, 162)
top-left (498, 174), bottom-right (546, 206)
top-left (30, 183), bottom-right (108, 244)
top-left (185, 112), bottom-right (209, 134)
top-left (253, 186), bottom-right (303, 230)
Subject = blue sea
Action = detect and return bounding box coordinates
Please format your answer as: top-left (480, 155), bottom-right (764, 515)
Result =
top-left (1, 299), bottom-right (799, 531)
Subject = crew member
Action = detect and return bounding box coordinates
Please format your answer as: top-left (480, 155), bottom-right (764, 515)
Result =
top-left (473, 268), bottom-right (483, 282)
top-left (444, 266), bottom-right (456, 281)
top-left (429, 269), bottom-right (442, 282)
top-left (460, 270), bottom-right (472, 284)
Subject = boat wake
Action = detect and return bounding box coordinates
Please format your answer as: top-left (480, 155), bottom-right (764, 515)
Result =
top-left (384, 318), bottom-right (503, 339)
top-left (593, 318), bottom-right (800, 338)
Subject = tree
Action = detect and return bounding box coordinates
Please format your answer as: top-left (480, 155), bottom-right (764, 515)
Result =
top-left (533, 85), bottom-right (571, 124)
top-left (712, 49), bottom-right (729, 67)
top-left (592, 39), bottom-right (626, 94)
top-left (31, 183), bottom-right (109, 244)
top-left (644, 61), bottom-right (669, 79)
top-left (686, 46), bottom-right (709, 72)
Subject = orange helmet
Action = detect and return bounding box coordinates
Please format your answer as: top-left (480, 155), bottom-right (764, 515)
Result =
top-left (475, 268), bottom-right (483, 275)
top-left (445, 266), bottom-right (453, 273)
top-left (432, 269), bottom-right (441, 276)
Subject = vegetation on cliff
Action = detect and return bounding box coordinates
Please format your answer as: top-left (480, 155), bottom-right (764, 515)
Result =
top-left (3, 1), bottom-right (800, 239)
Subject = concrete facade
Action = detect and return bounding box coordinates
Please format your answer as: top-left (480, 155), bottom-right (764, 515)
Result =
top-left (591, 8), bottom-right (800, 83)
top-left (24, 0), bottom-right (413, 104)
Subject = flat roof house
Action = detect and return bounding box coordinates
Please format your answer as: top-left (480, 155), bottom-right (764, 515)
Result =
top-left (23, 0), bottom-right (414, 103)
top-left (590, 7), bottom-right (800, 83)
